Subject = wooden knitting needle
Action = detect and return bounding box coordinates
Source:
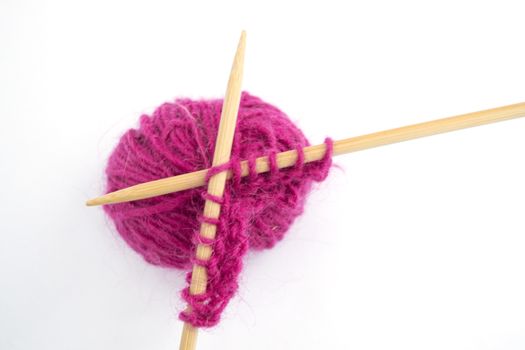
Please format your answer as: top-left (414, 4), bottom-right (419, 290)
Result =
top-left (87, 101), bottom-right (525, 207)
top-left (179, 31), bottom-right (246, 350)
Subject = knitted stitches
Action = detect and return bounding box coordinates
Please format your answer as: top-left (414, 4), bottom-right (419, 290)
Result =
top-left (104, 92), bottom-right (333, 327)
top-left (181, 138), bottom-right (333, 327)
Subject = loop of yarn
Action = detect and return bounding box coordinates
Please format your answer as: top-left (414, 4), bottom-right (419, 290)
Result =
top-left (104, 92), bottom-right (333, 327)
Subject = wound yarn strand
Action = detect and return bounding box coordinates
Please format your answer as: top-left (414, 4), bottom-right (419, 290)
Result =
top-left (103, 92), bottom-right (334, 327)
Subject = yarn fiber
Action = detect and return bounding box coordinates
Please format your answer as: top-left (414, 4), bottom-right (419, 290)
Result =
top-left (104, 92), bottom-right (332, 327)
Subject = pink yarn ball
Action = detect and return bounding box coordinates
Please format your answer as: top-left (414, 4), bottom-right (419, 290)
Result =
top-left (104, 92), bottom-right (332, 326)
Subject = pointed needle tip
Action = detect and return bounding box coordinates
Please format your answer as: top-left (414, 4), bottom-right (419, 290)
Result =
top-left (86, 197), bottom-right (103, 206)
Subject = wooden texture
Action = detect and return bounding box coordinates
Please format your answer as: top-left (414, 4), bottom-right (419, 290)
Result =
top-left (178, 31), bottom-right (246, 350)
top-left (87, 101), bottom-right (525, 207)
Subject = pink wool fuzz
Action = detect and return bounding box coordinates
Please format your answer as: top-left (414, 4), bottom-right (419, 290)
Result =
top-left (104, 92), bottom-right (332, 327)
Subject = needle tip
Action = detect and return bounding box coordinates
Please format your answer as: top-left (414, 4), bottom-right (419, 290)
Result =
top-left (238, 31), bottom-right (246, 48)
top-left (86, 196), bottom-right (105, 206)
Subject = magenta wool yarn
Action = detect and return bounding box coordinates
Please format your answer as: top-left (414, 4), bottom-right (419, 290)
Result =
top-left (104, 92), bottom-right (333, 327)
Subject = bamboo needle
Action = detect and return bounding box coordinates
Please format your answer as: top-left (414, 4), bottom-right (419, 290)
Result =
top-left (178, 31), bottom-right (246, 350)
top-left (86, 101), bottom-right (525, 207)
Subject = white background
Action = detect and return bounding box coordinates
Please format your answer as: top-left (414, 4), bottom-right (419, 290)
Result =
top-left (1, 1), bottom-right (525, 349)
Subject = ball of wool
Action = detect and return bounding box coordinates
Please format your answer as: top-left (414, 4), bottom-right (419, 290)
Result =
top-left (104, 92), bottom-right (332, 327)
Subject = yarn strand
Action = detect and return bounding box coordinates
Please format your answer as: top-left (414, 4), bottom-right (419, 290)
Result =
top-left (103, 92), bottom-right (334, 329)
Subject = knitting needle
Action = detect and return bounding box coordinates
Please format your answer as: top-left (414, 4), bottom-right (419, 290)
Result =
top-left (179, 31), bottom-right (246, 350)
top-left (86, 101), bottom-right (525, 207)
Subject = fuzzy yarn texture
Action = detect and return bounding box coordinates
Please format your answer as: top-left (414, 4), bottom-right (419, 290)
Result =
top-left (104, 92), bottom-right (333, 327)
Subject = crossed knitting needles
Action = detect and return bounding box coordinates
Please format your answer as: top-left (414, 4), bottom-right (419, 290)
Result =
top-left (87, 32), bottom-right (525, 350)
top-left (86, 98), bottom-right (525, 208)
